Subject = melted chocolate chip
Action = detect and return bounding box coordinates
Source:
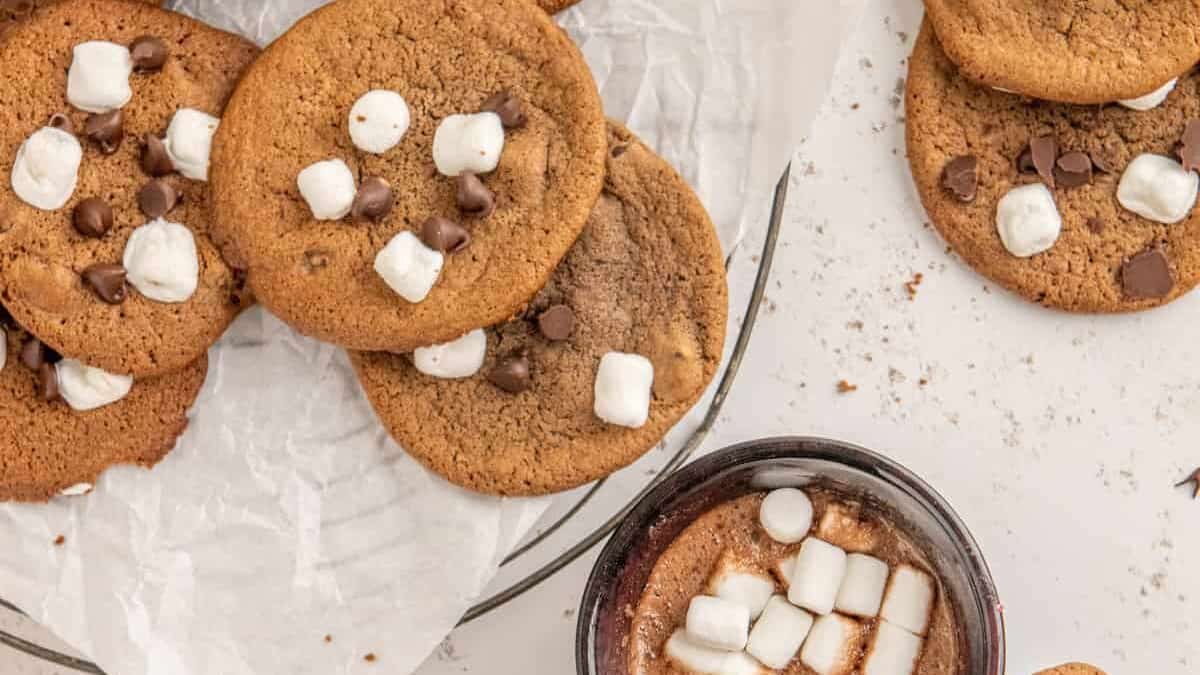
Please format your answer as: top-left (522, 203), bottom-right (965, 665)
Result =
top-left (141, 134), bottom-right (174, 177)
top-left (1029, 136), bottom-right (1057, 188)
top-left (1053, 151), bottom-right (1092, 188)
top-left (48, 112), bottom-right (74, 135)
top-left (20, 337), bottom-right (56, 370)
top-left (130, 35), bottom-right (168, 72)
top-left (488, 355), bottom-right (531, 393)
top-left (1178, 119), bottom-right (1200, 173)
top-left (82, 263), bottom-right (127, 304)
top-left (73, 198), bottom-right (112, 238)
top-left (38, 363), bottom-right (59, 402)
top-left (479, 90), bottom-right (526, 129)
top-left (940, 155), bottom-right (977, 202)
top-left (351, 177), bottom-right (394, 221)
top-left (1016, 147), bottom-right (1036, 174)
top-left (419, 216), bottom-right (471, 253)
top-left (85, 110), bottom-right (123, 154)
top-left (456, 173), bottom-right (495, 217)
top-left (537, 305), bottom-right (575, 341)
top-left (137, 179), bottom-right (181, 219)
top-left (1121, 249), bottom-right (1174, 299)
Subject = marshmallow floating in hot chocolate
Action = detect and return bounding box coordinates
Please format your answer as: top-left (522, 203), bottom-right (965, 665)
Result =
top-left (863, 621), bottom-right (923, 675)
top-left (788, 537), bottom-right (848, 615)
top-left (835, 553), bottom-right (889, 618)
top-left (817, 502), bottom-right (878, 553)
top-left (745, 595), bottom-right (814, 669)
top-left (799, 613), bottom-right (863, 675)
top-left (759, 487), bottom-right (814, 544)
top-left (685, 595), bottom-right (750, 652)
top-left (664, 629), bottom-right (728, 674)
top-left (720, 651), bottom-right (770, 675)
top-left (880, 565), bottom-right (935, 636)
top-left (706, 551), bottom-right (775, 619)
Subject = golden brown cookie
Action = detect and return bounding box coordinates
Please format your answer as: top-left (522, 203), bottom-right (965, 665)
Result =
top-left (1034, 663), bottom-right (1106, 675)
top-left (0, 0), bottom-right (257, 377)
top-left (0, 320), bottom-right (206, 502)
top-left (536, 0), bottom-right (580, 12)
top-left (211, 0), bottom-right (607, 352)
top-left (352, 123), bottom-right (727, 496)
top-left (907, 22), bottom-right (1200, 312)
top-left (923, 0), bottom-right (1200, 104)
top-left (0, 0), bottom-right (160, 42)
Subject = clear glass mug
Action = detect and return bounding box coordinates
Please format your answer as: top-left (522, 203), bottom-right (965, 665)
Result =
top-left (575, 436), bottom-right (1005, 674)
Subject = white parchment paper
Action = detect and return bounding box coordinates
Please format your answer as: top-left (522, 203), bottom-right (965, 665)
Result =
top-left (0, 1), bottom-right (858, 673)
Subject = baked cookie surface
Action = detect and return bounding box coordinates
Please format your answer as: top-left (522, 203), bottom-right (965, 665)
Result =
top-left (0, 0), bottom-right (257, 377)
top-left (536, 0), bottom-right (580, 12)
top-left (0, 321), bottom-right (206, 502)
top-left (923, 0), bottom-right (1200, 104)
top-left (352, 123), bottom-right (727, 496)
top-left (211, 0), bottom-right (606, 352)
top-left (907, 22), bottom-right (1200, 312)
top-left (1034, 664), bottom-right (1106, 675)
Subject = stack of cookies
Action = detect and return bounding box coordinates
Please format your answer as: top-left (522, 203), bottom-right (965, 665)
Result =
top-left (210, 0), bottom-right (729, 496)
top-left (906, 2), bottom-right (1200, 312)
top-left (0, 0), bottom-right (257, 500)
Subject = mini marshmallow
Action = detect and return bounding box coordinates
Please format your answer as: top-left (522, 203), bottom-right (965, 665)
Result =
top-left (705, 550), bottom-right (776, 620)
top-left (1118, 79), bottom-right (1177, 111)
top-left (297, 158), bottom-right (357, 220)
top-left (759, 487), bottom-right (814, 544)
top-left (374, 231), bottom-right (444, 303)
top-left (66, 41), bottom-right (132, 113)
top-left (686, 595), bottom-right (750, 651)
top-left (59, 483), bottom-right (94, 497)
top-left (816, 503), bottom-right (878, 553)
top-left (413, 329), bottom-right (487, 379)
top-left (834, 553), bottom-right (889, 618)
top-left (349, 89), bottom-right (411, 154)
top-left (799, 613), bottom-right (863, 675)
top-left (995, 183), bottom-right (1061, 257)
top-left (863, 621), bottom-right (923, 675)
top-left (665, 629), bottom-right (728, 675)
top-left (787, 538), bottom-right (847, 615)
top-left (772, 552), bottom-right (799, 590)
top-left (719, 651), bottom-right (770, 675)
top-left (745, 595), bottom-right (813, 669)
top-left (1117, 153), bottom-right (1199, 224)
top-left (164, 108), bottom-right (220, 181)
top-left (593, 351), bottom-right (654, 428)
top-left (123, 218), bottom-right (199, 303)
top-left (432, 112), bottom-right (504, 176)
top-left (880, 565), bottom-right (935, 636)
top-left (56, 359), bottom-right (133, 411)
top-left (11, 127), bottom-right (83, 210)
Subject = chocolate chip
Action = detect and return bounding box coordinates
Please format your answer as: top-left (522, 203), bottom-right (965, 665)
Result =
top-left (130, 35), bottom-right (168, 72)
top-left (73, 198), bottom-right (112, 238)
top-left (20, 337), bottom-right (46, 370)
top-left (1121, 249), bottom-right (1174, 299)
top-left (82, 263), bottom-right (127, 304)
top-left (940, 155), bottom-right (977, 202)
top-left (479, 90), bottom-right (526, 129)
top-left (141, 133), bottom-right (173, 176)
top-left (537, 305), bottom-right (575, 341)
top-left (456, 173), bottom-right (495, 217)
top-left (1016, 147), bottom-right (1036, 174)
top-left (1086, 216), bottom-right (1104, 234)
top-left (350, 177), bottom-right (394, 221)
top-left (419, 216), bottom-right (471, 253)
top-left (48, 112), bottom-right (74, 135)
top-left (84, 110), bottom-right (123, 154)
top-left (38, 363), bottom-right (59, 402)
top-left (611, 144), bottom-right (628, 158)
top-left (1178, 119), bottom-right (1200, 173)
top-left (1029, 136), bottom-right (1057, 187)
top-left (1053, 151), bottom-right (1092, 188)
top-left (137, 179), bottom-right (181, 218)
top-left (488, 355), bottom-right (531, 393)
top-left (1089, 151), bottom-right (1115, 174)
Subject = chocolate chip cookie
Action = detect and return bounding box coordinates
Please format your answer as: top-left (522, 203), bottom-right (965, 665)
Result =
top-left (0, 322), bottom-right (206, 502)
top-left (352, 123), bottom-right (727, 496)
top-left (907, 22), bottom-right (1200, 312)
top-left (537, 0), bottom-right (581, 12)
top-left (211, 0), bottom-right (607, 352)
top-left (0, 0), bottom-right (257, 377)
top-left (1034, 664), bottom-right (1106, 675)
top-left (0, 0), bottom-right (159, 41)
top-left (923, 0), bottom-right (1200, 104)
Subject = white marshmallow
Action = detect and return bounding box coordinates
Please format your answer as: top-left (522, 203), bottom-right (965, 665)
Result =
top-left (664, 629), bottom-right (728, 675)
top-left (799, 613), bottom-right (862, 675)
top-left (719, 651), bottom-right (770, 675)
top-left (164, 108), bottom-right (220, 181)
top-left (374, 231), bottom-right (444, 303)
top-left (995, 183), bottom-right (1061, 257)
top-left (11, 127), bottom-right (82, 210)
top-left (834, 553), bottom-right (889, 618)
top-left (816, 503), bottom-right (878, 553)
top-left (432, 112), bottom-right (504, 176)
top-left (56, 359), bottom-right (133, 411)
top-left (0, 327), bottom-right (6, 372)
top-left (1117, 153), bottom-right (1199, 224)
top-left (1118, 79), bottom-right (1177, 111)
top-left (593, 351), bottom-right (654, 428)
top-left (773, 552), bottom-right (799, 590)
top-left (880, 565), bottom-right (935, 636)
top-left (297, 158), bottom-right (357, 220)
top-left (863, 621), bottom-right (923, 675)
top-left (686, 595), bottom-right (749, 651)
top-left (745, 595), bottom-right (813, 669)
top-left (787, 538), bottom-right (847, 615)
top-left (123, 218), bottom-right (199, 303)
top-left (59, 482), bottom-right (94, 497)
top-left (349, 90), bottom-right (411, 154)
top-left (413, 329), bottom-right (487, 379)
top-left (66, 41), bottom-right (132, 113)
top-left (706, 551), bottom-right (776, 620)
top-left (759, 487), bottom-right (814, 544)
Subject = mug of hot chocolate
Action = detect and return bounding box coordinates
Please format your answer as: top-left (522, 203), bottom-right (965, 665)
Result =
top-left (576, 437), bottom-right (1005, 675)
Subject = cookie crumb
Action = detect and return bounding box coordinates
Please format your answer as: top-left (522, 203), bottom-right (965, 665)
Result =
top-left (53, 535), bottom-right (65, 546)
top-left (323, 634), bottom-right (332, 644)
top-left (364, 653), bottom-right (377, 663)
top-left (905, 272), bottom-right (924, 299)
top-left (919, 377), bottom-right (929, 386)
top-left (1176, 467), bottom-right (1200, 499)
top-left (836, 380), bottom-right (858, 394)
top-left (846, 320), bottom-right (864, 331)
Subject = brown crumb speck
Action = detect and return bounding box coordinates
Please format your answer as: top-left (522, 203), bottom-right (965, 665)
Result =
top-left (836, 380), bottom-right (858, 394)
top-left (323, 635), bottom-right (332, 644)
top-left (1176, 467), bottom-right (1200, 499)
top-left (53, 535), bottom-right (65, 546)
top-left (905, 272), bottom-right (924, 299)
top-left (919, 377), bottom-right (929, 386)
top-left (364, 653), bottom-right (377, 663)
